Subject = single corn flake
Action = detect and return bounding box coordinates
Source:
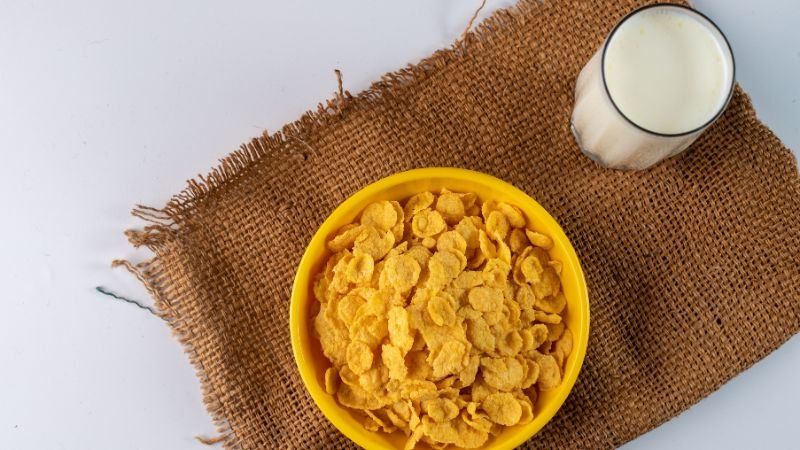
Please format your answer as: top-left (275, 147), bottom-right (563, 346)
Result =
top-left (468, 286), bottom-right (504, 312)
top-left (314, 306), bottom-right (349, 366)
top-left (532, 266), bottom-right (561, 300)
top-left (495, 239), bottom-right (511, 265)
top-left (481, 392), bottom-right (522, 426)
top-left (345, 253), bottom-right (374, 285)
top-left (534, 310), bottom-right (562, 324)
top-left (411, 208), bottom-right (446, 238)
top-left (337, 291), bottom-right (367, 324)
top-left (404, 192), bottom-right (435, 218)
top-left (436, 230), bottom-right (467, 254)
top-left (324, 367), bottom-right (340, 395)
top-left (482, 258), bottom-right (510, 289)
top-left (427, 292), bottom-right (457, 326)
top-left (435, 192), bottom-right (466, 224)
top-left (405, 245), bottom-right (432, 269)
top-left (382, 344), bottom-right (408, 380)
top-left (481, 199), bottom-right (499, 220)
top-left (388, 306), bottom-right (414, 353)
top-left (427, 250), bottom-right (464, 289)
top-left (459, 354), bottom-right (481, 386)
top-left (381, 254), bottom-right (421, 293)
top-left (346, 341), bottom-right (374, 375)
top-left (508, 228), bottom-right (528, 253)
top-left (497, 330), bottom-right (523, 356)
top-left (328, 224), bottom-right (365, 252)
top-left (497, 202), bottom-right (526, 228)
top-left (423, 398), bottom-right (460, 423)
top-left (350, 313), bottom-right (389, 348)
top-left (520, 255), bottom-right (544, 284)
top-left (466, 317), bottom-right (496, 353)
top-left (486, 211), bottom-right (510, 241)
top-left (520, 357), bottom-right (540, 389)
top-left (516, 396), bottom-right (535, 425)
top-left (361, 200), bottom-right (398, 230)
top-left (354, 226), bottom-right (395, 260)
top-left (459, 192), bottom-right (478, 209)
top-left (535, 292), bottom-right (566, 314)
top-left (535, 353), bottom-right (562, 390)
top-left (429, 341), bottom-right (468, 379)
top-left (478, 229), bottom-right (497, 259)
top-left (453, 270), bottom-right (485, 289)
top-left (337, 383), bottom-right (384, 410)
top-left (453, 417), bottom-right (490, 448)
top-left (516, 284), bottom-right (535, 310)
top-left (545, 322), bottom-right (565, 342)
top-left (480, 356), bottom-right (524, 391)
top-left (454, 216), bottom-right (481, 251)
top-left (525, 229), bottom-right (553, 250)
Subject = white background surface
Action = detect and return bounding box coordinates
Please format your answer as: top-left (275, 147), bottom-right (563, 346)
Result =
top-left (1, 1), bottom-right (798, 449)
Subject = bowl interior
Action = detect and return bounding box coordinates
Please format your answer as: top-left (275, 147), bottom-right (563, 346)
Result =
top-left (291, 168), bottom-right (589, 450)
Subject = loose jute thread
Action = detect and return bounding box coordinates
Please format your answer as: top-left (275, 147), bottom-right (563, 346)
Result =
top-left (461, 0), bottom-right (488, 41)
top-left (95, 286), bottom-right (159, 317)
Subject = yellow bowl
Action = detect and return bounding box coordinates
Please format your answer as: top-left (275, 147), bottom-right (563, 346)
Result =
top-left (290, 168), bottom-right (589, 450)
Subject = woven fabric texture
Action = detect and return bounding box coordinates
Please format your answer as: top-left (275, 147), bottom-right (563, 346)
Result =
top-left (123, 0), bottom-right (800, 448)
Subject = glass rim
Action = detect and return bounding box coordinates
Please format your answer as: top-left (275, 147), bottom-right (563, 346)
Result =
top-left (600, 3), bottom-right (737, 138)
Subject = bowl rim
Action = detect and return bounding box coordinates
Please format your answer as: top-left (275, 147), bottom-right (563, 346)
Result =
top-left (290, 167), bottom-right (589, 450)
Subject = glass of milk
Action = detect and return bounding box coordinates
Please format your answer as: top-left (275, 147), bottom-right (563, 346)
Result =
top-left (571, 4), bottom-right (735, 170)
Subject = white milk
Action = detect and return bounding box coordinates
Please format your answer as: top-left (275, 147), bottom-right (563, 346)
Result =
top-left (571, 5), bottom-right (734, 170)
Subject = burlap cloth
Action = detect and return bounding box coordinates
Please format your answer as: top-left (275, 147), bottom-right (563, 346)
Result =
top-left (122, 0), bottom-right (800, 448)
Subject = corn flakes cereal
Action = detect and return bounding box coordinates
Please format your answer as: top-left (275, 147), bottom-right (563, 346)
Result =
top-left (481, 392), bottom-right (522, 426)
top-left (545, 322), bottom-right (565, 342)
top-left (346, 341), bottom-right (374, 375)
top-left (312, 191), bottom-right (573, 449)
top-left (429, 341), bottom-right (468, 379)
top-left (536, 292), bottom-right (566, 314)
top-left (486, 211), bottom-right (510, 241)
top-left (354, 226), bottom-right (395, 260)
top-left (455, 216), bottom-right (481, 250)
top-left (497, 329), bottom-right (523, 356)
top-left (436, 230), bottom-right (467, 255)
top-left (361, 200), bottom-right (398, 230)
top-left (525, 229), bottom-right (553, 250)
top-left (508, 228), bottom-right (528, 253)
top-left (534, 310), bottom-right (562, 324)
top-left (404, 192), bottom-right (435, 217)
top-left (533, 267), bottom-right (561, 300)
top-left (478, 229), bottom-right (497, 259)
top-left (497, 202), bottom-right (526, 228)
top-left (436, 192), bottom-right (466, 225)
top-left (423, 398), bottom-right (460, 423)
top-left (468, 286), bottom-right (504, 312)
top-left (427, 292), bottom-right (457, 326)
top-left (381, 254), bottom-right (421, 293)
top-left (480, 199), bottom-right (499, 220)
top-left (324, 367), bottom-right (340, 395)
top-left (466, 317), bottom-right (495, 353)
top-left (345, 253), bottom-right (374, 285)
top-left (534, 353), bottom-right (562, 390)
top-left (516, 395), bottom-right (535, 425)
top-left (480, 356), bottom-right (524, 391)
top-left (382, 344), bottom-right (408, 380)
top-left (412, 208), bottom-right (447, 238)
top-left (482, 258), bottom-right (510, 289)
top-left (328, 224), bottom-right (364, 252)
